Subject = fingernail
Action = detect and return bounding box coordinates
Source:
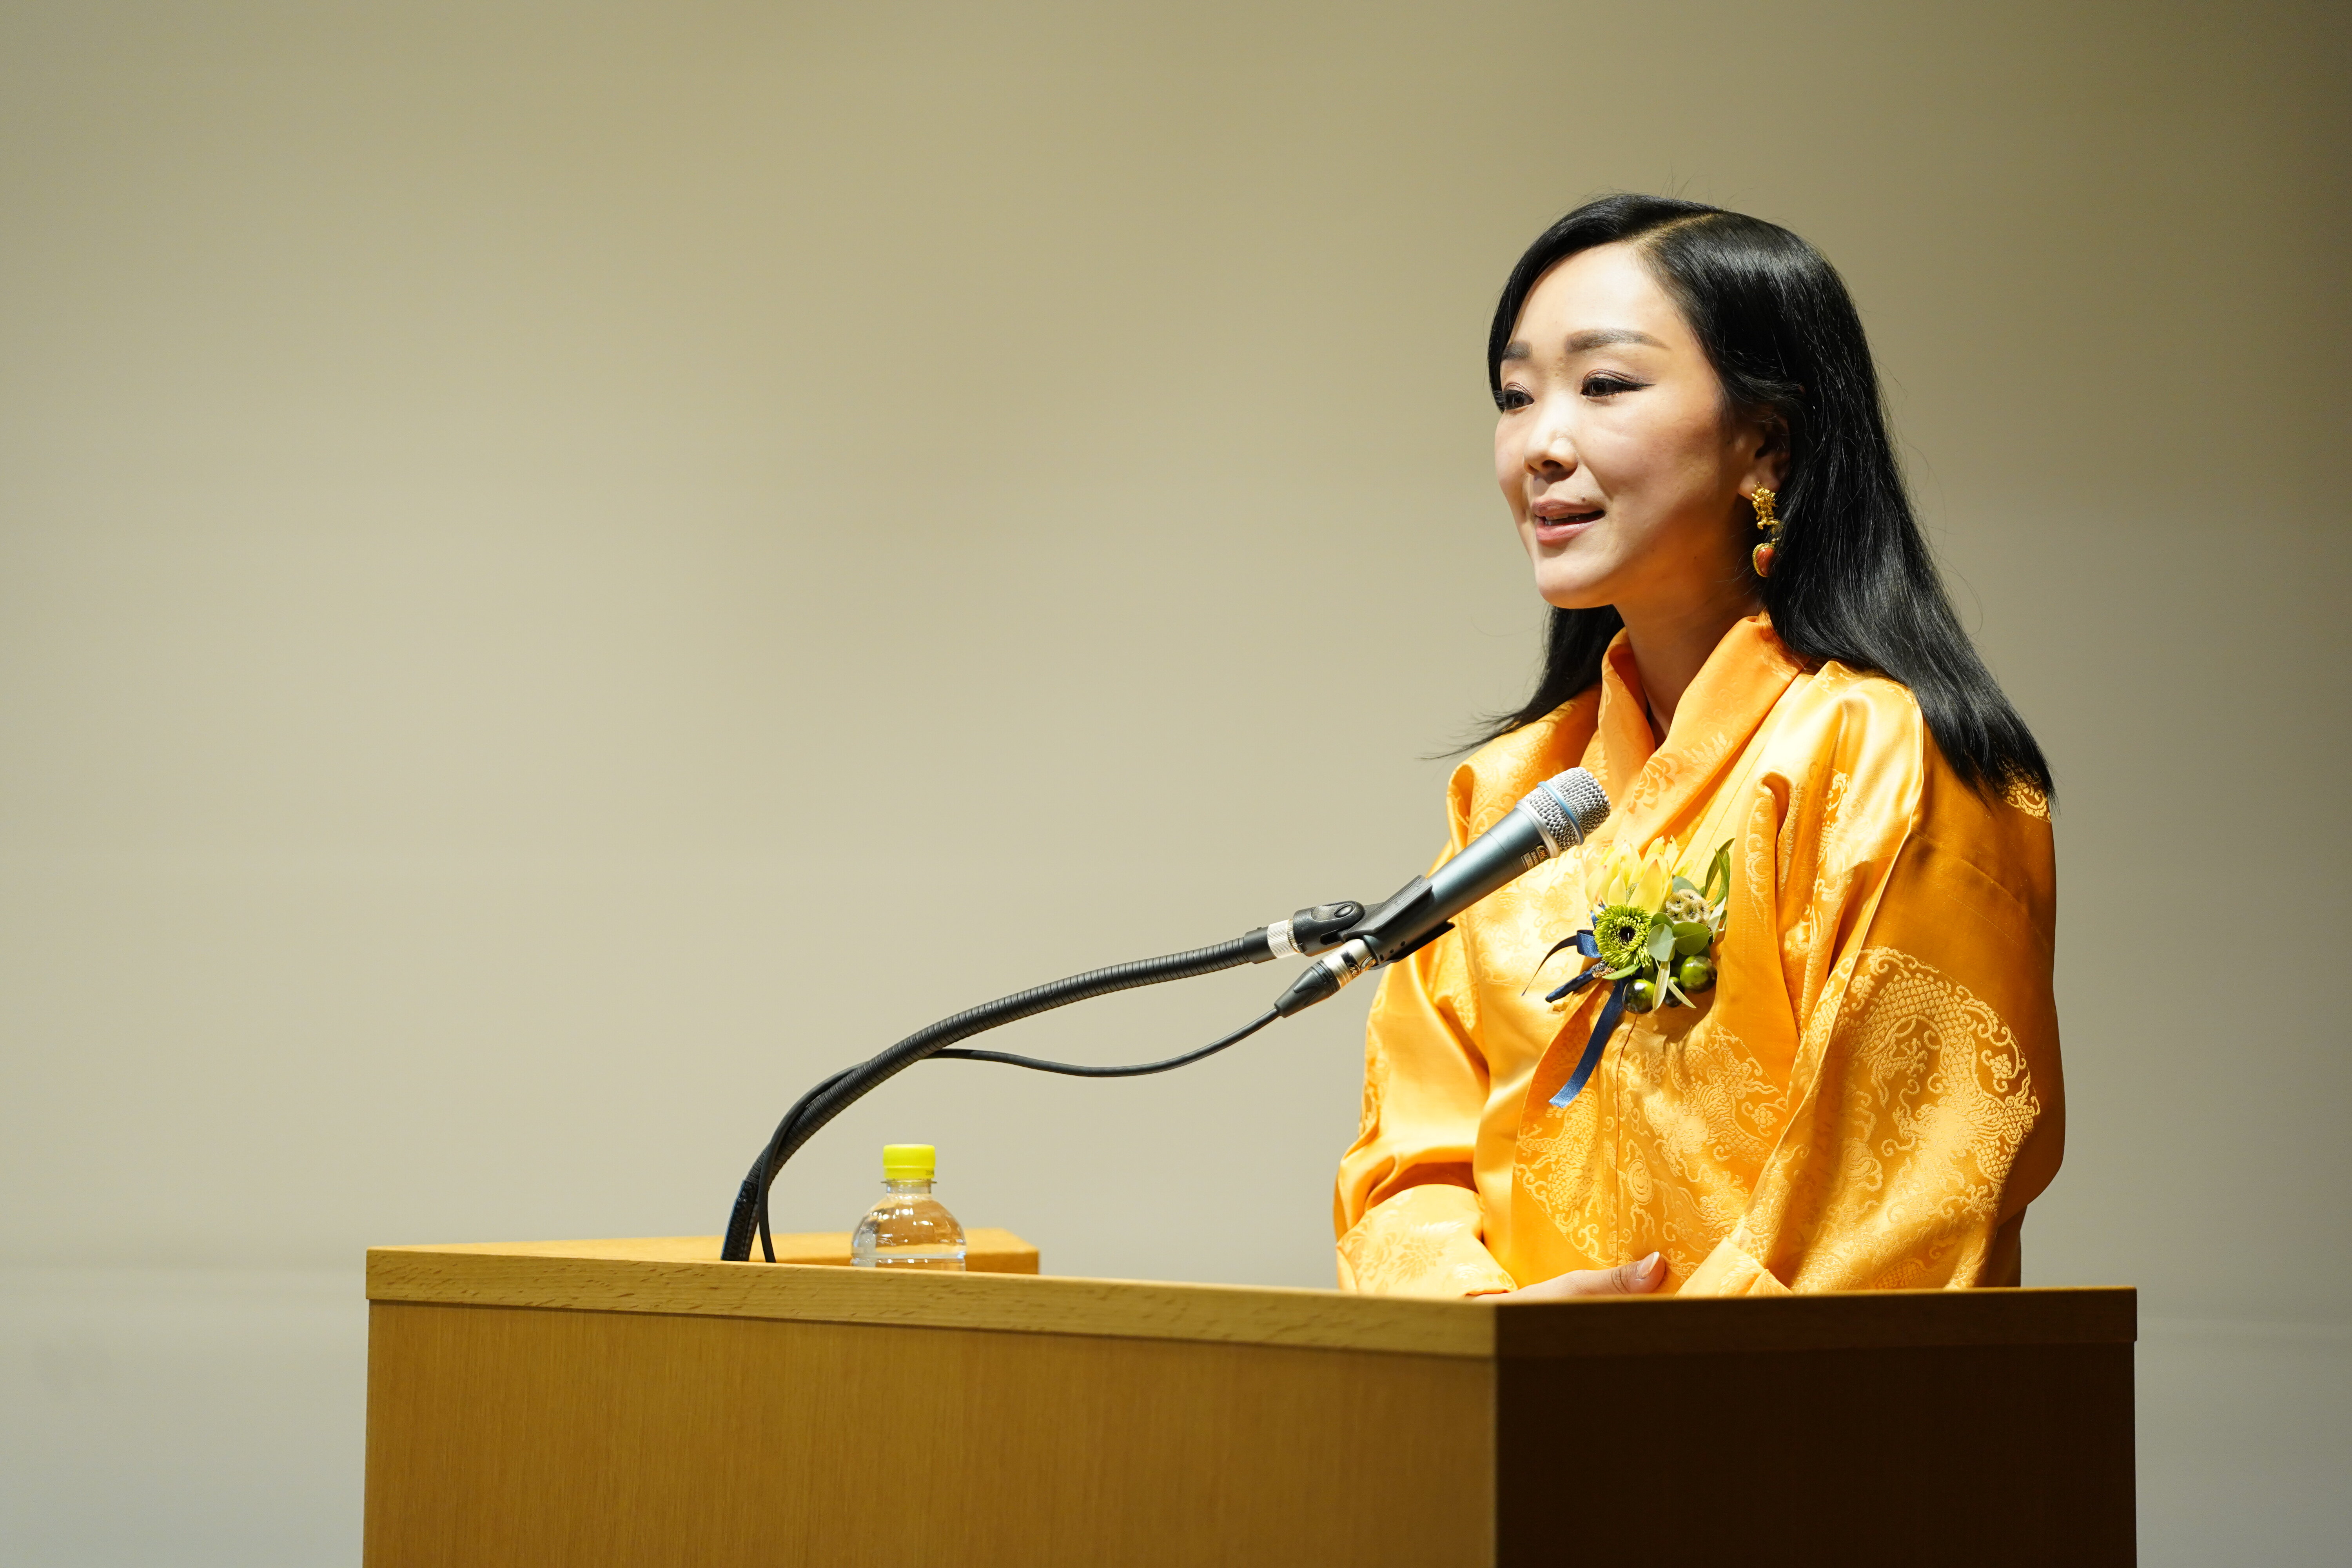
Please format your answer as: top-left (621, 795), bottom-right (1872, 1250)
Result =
top-left (1640, 1252), bottom-right (1661, 1278)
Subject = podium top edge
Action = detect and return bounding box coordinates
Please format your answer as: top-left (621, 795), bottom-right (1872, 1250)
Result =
top-left (371, 1230), bottom-right (1042, 1270)
top-left (365, 1237), bottom-right (2136, 1361)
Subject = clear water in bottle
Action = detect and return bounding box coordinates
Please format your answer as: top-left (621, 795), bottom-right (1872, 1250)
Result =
top-left (850, 1143), bottom-right (967, 1270)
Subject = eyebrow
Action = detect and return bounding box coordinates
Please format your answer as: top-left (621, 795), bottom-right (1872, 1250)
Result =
top-left (1501, 328), bottom-right (1666, 362)
top-left (1566, 328), bottom-right (1664, 352)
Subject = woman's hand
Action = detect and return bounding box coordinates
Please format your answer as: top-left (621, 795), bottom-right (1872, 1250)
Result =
top-left (1497, 1251), bottom-right (1668, 1301)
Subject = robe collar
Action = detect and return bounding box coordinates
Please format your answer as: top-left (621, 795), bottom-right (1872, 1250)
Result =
top-left (1590, 613), bottom-right (1803, 848)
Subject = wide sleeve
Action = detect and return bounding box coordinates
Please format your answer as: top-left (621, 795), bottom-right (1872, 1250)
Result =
top-left (1333, 926), bottom-right (1519, 1296)
top-left (1682, 754), bottom-right (2064, 1297)
top-left (1333, 755), bottom-right (1523, 1297)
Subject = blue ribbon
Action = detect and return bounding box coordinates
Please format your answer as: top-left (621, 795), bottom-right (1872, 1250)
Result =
top-left (1540, 930), bottom-right (1602, 1002)
top-left (1540, 928), bottom-right (1629, 1109)
top-left (1549, 976), bottom-right (1630, 1109)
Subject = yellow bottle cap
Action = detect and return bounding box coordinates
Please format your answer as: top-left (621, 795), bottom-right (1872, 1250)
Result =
top-left (882, 1143), bottom-right (936, 1181)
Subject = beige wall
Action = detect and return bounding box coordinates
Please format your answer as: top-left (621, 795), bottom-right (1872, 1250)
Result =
top-left (2, 0), bottom-right (2346, 1335)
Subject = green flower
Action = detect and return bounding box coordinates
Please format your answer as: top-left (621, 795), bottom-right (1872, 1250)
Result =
top-left (1593, 903), bottom-right (1660, 972)
top-left (1663, 887), bottom-right (1710, 926)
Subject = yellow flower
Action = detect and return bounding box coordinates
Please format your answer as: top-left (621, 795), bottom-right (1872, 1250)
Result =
top-left (1585, 837), bottom-right (1681, 913)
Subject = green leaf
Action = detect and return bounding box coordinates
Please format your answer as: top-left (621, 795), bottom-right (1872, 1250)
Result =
top-left (1704, 841), bottom-right (1732, 904)
top-left (1646, 920), bottom-right (1676, 963)
top-left (1671, 874), bottom-right (1700, 897)
top-left (1522, 933), bottom-right (1589, 992)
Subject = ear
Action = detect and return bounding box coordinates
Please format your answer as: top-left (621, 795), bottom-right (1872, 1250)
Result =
top-left (1739, 413), bottom-right (1791, 497)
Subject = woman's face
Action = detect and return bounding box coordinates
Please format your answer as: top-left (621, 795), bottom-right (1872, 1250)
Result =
top-left (1494, 242), bottom-right (1782, 619)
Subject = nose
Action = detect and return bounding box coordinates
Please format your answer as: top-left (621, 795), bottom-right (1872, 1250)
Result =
top-left (1524, 397), bottom-right (1577, 476)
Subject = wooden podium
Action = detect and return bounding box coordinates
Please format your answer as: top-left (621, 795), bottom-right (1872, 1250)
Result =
top-left (365, 1235), bottom-right (2134, 1567)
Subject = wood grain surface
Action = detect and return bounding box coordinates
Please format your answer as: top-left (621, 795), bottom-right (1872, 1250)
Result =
top-left (379, 1229), bottom-right (1041, 1272)
top-left (365, 1299), bottom-right (1494, 1568)
top-left (367, 1246), bottom-right (1490, 1357)
top-left (366, 1237), bottom-right (2136, 1361)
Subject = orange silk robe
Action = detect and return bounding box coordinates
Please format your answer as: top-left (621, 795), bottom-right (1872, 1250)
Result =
top-left (1334, 615), bottom-right (2062, 1297)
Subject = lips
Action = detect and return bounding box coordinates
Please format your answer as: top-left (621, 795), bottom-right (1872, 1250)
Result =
top-left (1530, 502), bottom-right (1604, 543)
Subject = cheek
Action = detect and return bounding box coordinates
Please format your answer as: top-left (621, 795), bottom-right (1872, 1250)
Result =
top-left (1494, 430), bottom-right (1525, 510)
top-left (1595, 406), bottom-right (1726, 504)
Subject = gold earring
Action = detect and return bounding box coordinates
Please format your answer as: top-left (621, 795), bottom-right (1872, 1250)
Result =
top-left (1749, 488), bottom-right (1782, 578)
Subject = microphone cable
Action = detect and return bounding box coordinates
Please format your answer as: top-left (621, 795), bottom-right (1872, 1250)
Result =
top-left (747, 1005), bottom-right (1281, 1263)
top-left (931, 1007), bottom-right (1278, 1078)
top-left (727, 933), bottom-right (1281, 1263)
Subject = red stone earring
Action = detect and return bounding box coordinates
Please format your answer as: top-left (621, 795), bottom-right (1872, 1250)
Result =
top-left (1749, 488), bottom-right (1782, 578)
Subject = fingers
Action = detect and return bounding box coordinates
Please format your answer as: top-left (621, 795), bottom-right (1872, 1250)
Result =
top-left (1604, 1251), bottom-right (1667, 1294)
top-left (1499, 1252), bottom-right (1670, 1300)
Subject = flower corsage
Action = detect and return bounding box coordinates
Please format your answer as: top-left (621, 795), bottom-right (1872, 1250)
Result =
top-left (1532, 836), bottom-right (1732, 1109)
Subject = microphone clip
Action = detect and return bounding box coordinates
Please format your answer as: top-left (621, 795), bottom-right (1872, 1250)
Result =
top-left (1269, 879), bottom-right (1456, 1018)
top-left (1263, 901), bottom-right (1367, 959)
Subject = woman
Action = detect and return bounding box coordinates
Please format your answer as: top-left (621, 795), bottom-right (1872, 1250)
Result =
top-left (1335, 195), bottom-right (2060, 1299)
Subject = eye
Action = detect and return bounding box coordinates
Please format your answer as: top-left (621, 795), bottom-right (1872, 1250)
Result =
top-left (1581, 373), bottom-right (1642, 397)
top-left (1495, 386), bottom-right (1533, 412)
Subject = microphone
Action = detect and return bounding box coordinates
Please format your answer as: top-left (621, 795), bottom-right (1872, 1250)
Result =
top-left (1272, 768), bottom-right (1610, 1017)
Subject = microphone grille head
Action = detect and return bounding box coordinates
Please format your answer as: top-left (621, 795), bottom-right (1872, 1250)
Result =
top-left (1524, 768), bottom-right (1612, 853)
top-left (1553, 768), bottom-right (1612, 836)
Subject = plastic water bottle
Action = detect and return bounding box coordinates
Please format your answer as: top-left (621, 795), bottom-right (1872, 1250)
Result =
top-left (849, 1143), bottom-right (967, 1270)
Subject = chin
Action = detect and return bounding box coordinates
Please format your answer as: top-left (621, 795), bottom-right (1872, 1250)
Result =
top-left (1532, 572), bottom-right (1615, 612)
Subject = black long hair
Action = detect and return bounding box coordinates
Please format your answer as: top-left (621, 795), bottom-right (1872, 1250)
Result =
top-left (1481, 194), bottom-right (2051, 799)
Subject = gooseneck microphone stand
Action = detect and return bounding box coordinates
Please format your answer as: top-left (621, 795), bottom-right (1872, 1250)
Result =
top-left (718, 902), bottom-right (1366, 1263)
top-left (719, 766), bottom-right (1610, 1264)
